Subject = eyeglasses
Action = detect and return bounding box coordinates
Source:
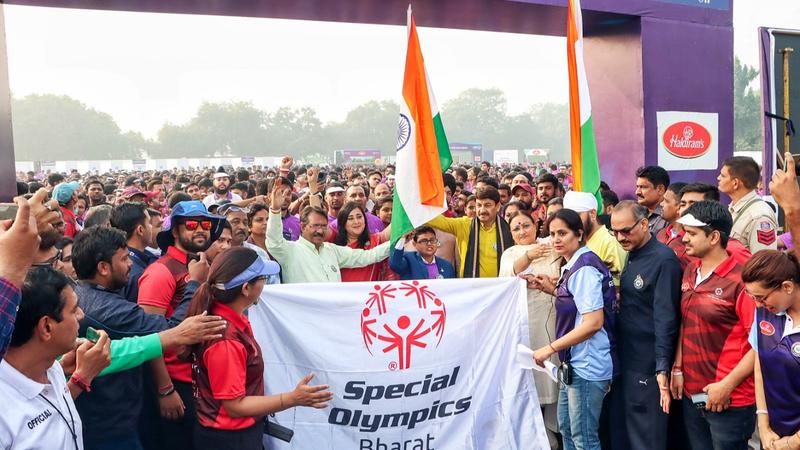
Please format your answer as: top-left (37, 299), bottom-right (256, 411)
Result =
top-left (745, 285), bottom-right (782, 303)
top-left (611, 218), bottom-right (643, 236)
top-left (182, 220), bottom-right (213, 231)
top-left (416, 238), bottom-right (440, 246)
top-left (34, 248), bottom-right (62, 267)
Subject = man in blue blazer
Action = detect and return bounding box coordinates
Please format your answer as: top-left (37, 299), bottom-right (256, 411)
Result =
top-left (390, 226), bottom-right (456, 280)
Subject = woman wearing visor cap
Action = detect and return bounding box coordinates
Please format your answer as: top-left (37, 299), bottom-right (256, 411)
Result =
top-left (185, 247), bottom-right (332, 449)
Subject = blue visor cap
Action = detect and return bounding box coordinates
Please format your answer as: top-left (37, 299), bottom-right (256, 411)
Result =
top-left (217, 257), bottom-right (281, 290)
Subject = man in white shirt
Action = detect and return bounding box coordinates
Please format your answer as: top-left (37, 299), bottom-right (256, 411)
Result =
top-left (0, 267), bottom-right (110, 450)
top-left (202, 167), bottom-right (242, 207)
top-left (267, 180), bottom-right (390, 283)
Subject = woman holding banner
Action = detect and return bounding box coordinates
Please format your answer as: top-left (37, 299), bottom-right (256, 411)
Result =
top-left (185, 247), bottom-right (333, 450)
top-left (499, 211), bottom-right (560, 448)
top-left (529, 208), bottom-right (616, 450)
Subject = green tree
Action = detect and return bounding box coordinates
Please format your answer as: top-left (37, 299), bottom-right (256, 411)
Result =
top-left (734, 56), bottom-right (762, 152)
top-left (441, 88), bottom-right (508, 150)
top-left (154, 101), bottom-right (267, 158)
top-left (327, 100), bottom-right (400, 156)
top-left (11, 94), bottom-right (137, 160)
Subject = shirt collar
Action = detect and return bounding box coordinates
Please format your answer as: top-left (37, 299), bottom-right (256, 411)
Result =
top-left (129, 246), bottom-right (157, 263)
top-left (166, 246), bottom-right (189, 265)
top-left (692, 251), bottom-right (738, 283)
top-left (211, 302), bottom-right (250, 332)
top-left (730, 190), bottom-right (759, 212)
top-left (0, 359), bottom-right (48, 400)
top-left (649, 205), bottom-right (663, 218)
top-left (297, 236), bottom-right (322, 253)
top-left (562, 246), bottom-right (591, 272)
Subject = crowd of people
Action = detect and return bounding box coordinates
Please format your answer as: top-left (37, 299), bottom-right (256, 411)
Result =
top-left (0, 153), bottom-right (799, 450)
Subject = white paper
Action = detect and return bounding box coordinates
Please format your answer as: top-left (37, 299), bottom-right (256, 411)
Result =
top-left (516, 344), bottom-right (558, 383)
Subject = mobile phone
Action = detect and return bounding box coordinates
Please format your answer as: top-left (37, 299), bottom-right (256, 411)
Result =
top-left (86, 327), bottom-right (101, 343)
top-left (558, 361), bottom-right (573, 386)
top-left (0, 203), bottom-right (18, 220)
top-left (776, 153), bottom-right (800, 175)
top-left (691, 393), bottom-right (708, 410)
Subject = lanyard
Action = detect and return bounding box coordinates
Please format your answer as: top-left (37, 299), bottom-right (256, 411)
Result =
top-left (38, 393), bottom-right (79, 450)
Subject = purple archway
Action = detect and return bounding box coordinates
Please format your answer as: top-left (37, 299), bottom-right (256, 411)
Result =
top-left (0, 0), bottom-right (733, 199)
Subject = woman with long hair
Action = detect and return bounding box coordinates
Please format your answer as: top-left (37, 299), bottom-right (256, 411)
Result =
top-left (741, 250), bottom-right (800, 450)
top-left (529, 208), bottom-right (616, 450)
top-left (333, 201), bottom-right (390, 282)
top-left (186, 247), bottom-right (332, 450)
top-left (498, 212), bottom-right (560, 446)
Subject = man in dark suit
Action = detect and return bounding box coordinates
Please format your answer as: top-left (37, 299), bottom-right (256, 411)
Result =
top-left (389, 226), bottom-right (456, 280)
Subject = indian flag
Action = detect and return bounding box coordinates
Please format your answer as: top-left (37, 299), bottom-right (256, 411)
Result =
top-left (567, 0), bottom-right (601, 203)
top-left (391, 6), bottom-right (452, 245)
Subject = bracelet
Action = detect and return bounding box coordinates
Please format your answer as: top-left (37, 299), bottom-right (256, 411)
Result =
top-left (548, 343), bottom-right (557, 354)
top-left (269, 208), bottom-right (282, 215)
top-left (158, 384), bottom-right (175, 396)
top-left (671, 371), bottom-right (683, 376)
top-left (158, 387), bottom-right (176, 398)
top-left (756, 409), bottom-right (769, 415)
top-left (69, 373), bottom-right (91, 393)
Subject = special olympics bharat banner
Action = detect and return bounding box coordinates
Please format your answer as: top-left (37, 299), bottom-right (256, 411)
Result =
top-left (249, 277), bottom-right (549, 450)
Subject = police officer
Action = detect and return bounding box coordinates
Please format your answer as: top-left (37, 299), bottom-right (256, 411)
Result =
top-left (742, 251), bottom-right (800, 450)
top-left (609, 201), bottom-right (683, 450)
top-left (718, 156), bottom-right (777, 252)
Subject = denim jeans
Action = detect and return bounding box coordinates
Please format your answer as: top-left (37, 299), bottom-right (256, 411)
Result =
top-left (681, 400), bottom-right (755, 450)
top-left (558, 373), bottom-right (611, 450)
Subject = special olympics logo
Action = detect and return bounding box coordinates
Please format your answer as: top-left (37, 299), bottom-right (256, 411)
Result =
top-left (360, 281), bottom-right (446, 371)
top-left (396, 114), bottom-right (411, 151)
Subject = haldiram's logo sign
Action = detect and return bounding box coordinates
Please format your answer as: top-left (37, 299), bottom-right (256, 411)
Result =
top-left (662, 121), bottom-right (712, 159)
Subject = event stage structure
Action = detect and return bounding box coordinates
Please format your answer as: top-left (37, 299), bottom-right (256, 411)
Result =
top-left (0, 0), bottom-right (733, 200)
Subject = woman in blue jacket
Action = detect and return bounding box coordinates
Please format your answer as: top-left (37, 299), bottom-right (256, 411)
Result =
top-left (389, 226), bottom-right (456, 280)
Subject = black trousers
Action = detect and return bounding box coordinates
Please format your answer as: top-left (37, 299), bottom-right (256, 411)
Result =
top-left (194, 421), bottom-right (264, 450)
top-left (608, 371), bottom-right (669, 450)
top-left (159, 381), bottom-right (198, 450)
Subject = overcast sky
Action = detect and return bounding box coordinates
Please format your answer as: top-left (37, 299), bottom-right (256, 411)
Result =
top-left (4, 1), bottom-right (800, 138)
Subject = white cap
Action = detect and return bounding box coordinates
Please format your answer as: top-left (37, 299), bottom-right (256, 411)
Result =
top-left (676, 213), bottom-right (709, 227)
top-left (563, 191), bottom-right (597, 213)
top-left (325, 186), bottom-right (345, 195)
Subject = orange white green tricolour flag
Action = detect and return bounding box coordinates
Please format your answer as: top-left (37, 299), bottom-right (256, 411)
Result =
top-left (391, 6), bottom-right (452, 245)
top-left (567, 0), bottom-right (601, 204)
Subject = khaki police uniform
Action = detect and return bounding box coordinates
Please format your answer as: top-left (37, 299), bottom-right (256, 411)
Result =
top-left (729, 190), bottom-right (778, 253)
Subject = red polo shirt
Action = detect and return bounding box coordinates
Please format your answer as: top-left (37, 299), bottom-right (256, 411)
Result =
top-left (138, 246), bottom-right (193, 382)
top-left (680, 254), bottom-right (755, 407)
top-left (194, 303), bottom-right (264, 430)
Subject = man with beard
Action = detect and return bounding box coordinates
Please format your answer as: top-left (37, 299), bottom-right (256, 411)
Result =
top-left (71, 225), bottom-right (225, 450)
top-left (86, 179), bottom-right (107, 207)
top-left (564, 191), bottom-right (627, 287)
top-left (532, 173), bottom-right (558, 231)
top-left (202, 167), bottom-right (242, 208)
top-left (137, 201), bottom-right (224, 450)
top-left (110, 202), bottom-right (157, 303)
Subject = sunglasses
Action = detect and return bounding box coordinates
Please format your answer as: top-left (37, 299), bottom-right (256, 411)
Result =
top-left (611, 218), bottom-right (643, 236)
top-left (182, 219), bottom-right (213, 231)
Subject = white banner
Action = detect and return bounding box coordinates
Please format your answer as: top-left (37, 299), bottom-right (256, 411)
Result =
top-left (250, 277), bottom-right (549, 450)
